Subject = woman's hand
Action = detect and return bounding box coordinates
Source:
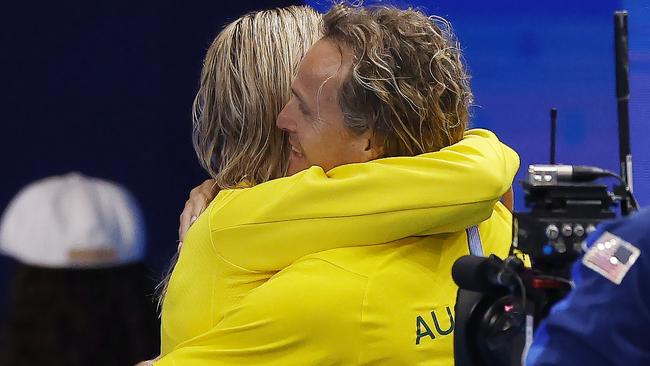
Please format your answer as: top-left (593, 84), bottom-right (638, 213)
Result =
top-left (179, 179), bottom-right (219, 244)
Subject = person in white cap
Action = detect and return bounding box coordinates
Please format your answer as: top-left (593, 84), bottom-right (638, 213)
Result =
top-left (0, 172), bottom-right (159, 366)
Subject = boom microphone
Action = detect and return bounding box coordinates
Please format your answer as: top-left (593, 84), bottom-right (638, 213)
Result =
top-left (614, 10), bottom-right (634, 215)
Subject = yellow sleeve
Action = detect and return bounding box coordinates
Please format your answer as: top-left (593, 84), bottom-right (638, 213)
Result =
top-left (154, 259), bottom-right (366, 366)
top-left (209, 129), bottom-right (520, 271)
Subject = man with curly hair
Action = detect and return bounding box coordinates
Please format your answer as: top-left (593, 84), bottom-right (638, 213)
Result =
top-left (158, 4), bottom-right (518, 365)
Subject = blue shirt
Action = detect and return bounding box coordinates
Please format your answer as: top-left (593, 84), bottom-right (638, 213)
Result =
top-left (526, 207), bottom-right (650, 366)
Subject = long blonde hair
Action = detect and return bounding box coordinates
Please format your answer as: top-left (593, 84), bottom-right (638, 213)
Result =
top-left (157, 6), bottom-right (322, 310)
top-left (192, 6), bottom-right (323, 188)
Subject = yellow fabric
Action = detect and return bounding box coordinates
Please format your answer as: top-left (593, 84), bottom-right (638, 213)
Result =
top-left (157, 129), bottom-right (519, 365)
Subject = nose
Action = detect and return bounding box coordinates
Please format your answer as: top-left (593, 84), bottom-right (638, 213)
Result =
top-left (276, 104), bottom-right (295, 132)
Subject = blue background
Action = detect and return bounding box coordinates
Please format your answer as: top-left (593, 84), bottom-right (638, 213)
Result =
top-left (1, 0), bottom-right (648, 317)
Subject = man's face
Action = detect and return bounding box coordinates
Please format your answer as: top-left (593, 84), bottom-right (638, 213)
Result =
top-left (277, 39), bottom-right (381, 175)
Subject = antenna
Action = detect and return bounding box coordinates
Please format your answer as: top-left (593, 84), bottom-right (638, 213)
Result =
top-left (614, 10), bottom-right (633, 215)
top-left (550, 108), bottom-right (557, 164)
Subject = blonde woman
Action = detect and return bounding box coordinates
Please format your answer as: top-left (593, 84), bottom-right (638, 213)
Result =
top-left (175, 6), bottom-right (321, 242)
top-left (137, 6), bottom-right (322, 365)
top-left (154, 4), bottom-right (518, 365)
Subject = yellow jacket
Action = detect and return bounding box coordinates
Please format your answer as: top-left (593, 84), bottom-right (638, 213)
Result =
top-left (157, 129), bottom-right (519, 365)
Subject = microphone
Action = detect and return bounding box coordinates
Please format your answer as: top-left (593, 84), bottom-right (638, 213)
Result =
top-left (526, 164), bottom-right (611, 185)
top-left (452, 255), bottom-right (508, 292)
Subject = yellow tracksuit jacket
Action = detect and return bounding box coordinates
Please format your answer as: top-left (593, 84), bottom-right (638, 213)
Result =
top-left (156, 129), bottom-right (519, 365)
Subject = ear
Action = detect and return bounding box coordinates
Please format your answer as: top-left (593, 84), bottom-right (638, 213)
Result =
top-left (364, 137), bottom-right (385, 160)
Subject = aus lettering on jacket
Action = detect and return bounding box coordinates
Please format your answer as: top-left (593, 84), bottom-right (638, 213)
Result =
top-left (416, 306), bottom-right (454, 345)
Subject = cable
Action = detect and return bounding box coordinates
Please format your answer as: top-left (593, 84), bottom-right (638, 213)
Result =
top-left (572, 166), bottom-right (639, 211)
top-left (514, 272), bottom-right (527, 315)
top-left (600, 169), bottom-right (640, 211)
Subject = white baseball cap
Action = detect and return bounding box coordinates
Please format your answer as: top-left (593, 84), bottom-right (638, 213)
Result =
top-left (0, 172), bottom-right (146, 268)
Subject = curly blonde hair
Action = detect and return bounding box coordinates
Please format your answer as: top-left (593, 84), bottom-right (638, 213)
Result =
top-left (192, 6), bottom-right (322, 188)
top-left (323, 3), bottom-right (473, 155)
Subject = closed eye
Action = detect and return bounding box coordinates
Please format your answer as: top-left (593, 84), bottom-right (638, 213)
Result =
top-left (291, 88), bottom-right (311, 116)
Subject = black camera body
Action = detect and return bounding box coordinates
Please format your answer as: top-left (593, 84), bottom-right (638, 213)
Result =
top-left (453, 165), bottom-right (620, 366)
